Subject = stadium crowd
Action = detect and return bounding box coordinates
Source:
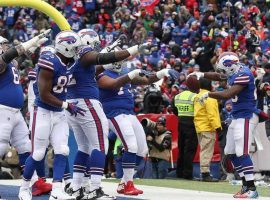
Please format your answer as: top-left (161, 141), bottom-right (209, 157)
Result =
top-left (0, 0), bottom-right (270, 184)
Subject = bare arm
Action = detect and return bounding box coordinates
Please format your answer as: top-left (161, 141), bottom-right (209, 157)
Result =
top-left (204, 72), bottom-right (225, 81)
top-left (95, 65), bottom-right (105, 76)
top-left (97, 74), bottom-right (131, 90)
top-left (38, 69), bottom-right (63, 108)
top-left (131, 74), bottom-right (160, 85)
top-left (208, 84), bottom-right (245, 100)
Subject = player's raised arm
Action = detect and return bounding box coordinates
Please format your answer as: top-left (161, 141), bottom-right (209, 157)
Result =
top-left (79, 42), bottom-right (150, 67)
top-left (0, 30), bottom-right (50, 74)
top-left (131, 68), bottom-right (180, 85)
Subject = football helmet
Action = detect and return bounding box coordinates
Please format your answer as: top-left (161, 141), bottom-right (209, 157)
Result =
top-left (40, 45), bottom-right (55, 55)
top-left (101, 46), bottom-right (124, 73)
top-left (216, 52), bottom-right (240, 77)
top-left (78, 29), bottom-right (101, 51)
top-left (0, 36), bottom-right (9, 55)
top-left (55, 30), bottom-right (82, 58)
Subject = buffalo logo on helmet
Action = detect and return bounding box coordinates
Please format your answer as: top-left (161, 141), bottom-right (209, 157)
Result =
top-left (222, 59), bottom-right (238, 67)
top-left (58, 36), bottom-right (77, 44)
top-left (80, 31), bottom-right (98, 38)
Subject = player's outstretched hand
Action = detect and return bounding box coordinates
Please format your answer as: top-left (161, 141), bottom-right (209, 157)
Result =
top-left (21, 29), bottom-right (51, 51)
top-left (187, 72), bottom-right (204, 80)
top-left (105, 39), bottom-right (122, 52)
top-left (197, 92), bottom-right (209, 105)
top-left (156, 69), bottom-right (180, 80)
top-left (66, 101), bottom-right (86, 117)
top-left (138, 42), bottom-right (151, 54)
top-left (127, 69), bottom-right (151, 80)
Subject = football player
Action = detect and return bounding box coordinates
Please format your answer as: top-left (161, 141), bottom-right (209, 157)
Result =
top-left (0, 31), bottom-right (51, 198)
top-left (19, 31), bottom-right (84, 200)
top-left (66, 28), bottom-right (149, 199)
top-left (97, 48), bottom-right (179, 195)
top-left (20, 29), bottom-right (150, 200)
top-left (189, 52), bottom-right (259, 199)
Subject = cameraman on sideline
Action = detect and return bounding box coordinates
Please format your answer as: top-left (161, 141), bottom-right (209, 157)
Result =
top-left (142, 116), bottom-right (172, 179)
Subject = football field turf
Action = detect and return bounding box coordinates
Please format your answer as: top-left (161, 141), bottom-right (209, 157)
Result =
top-left (0, 179), bottom-right (269, 200)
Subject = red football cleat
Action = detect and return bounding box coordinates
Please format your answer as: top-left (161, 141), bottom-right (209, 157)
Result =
top-left (116, 182), bottom-right (125, 194)
top-left (32, 178), bottom-right (52, 196)
top-left (124, 181), bottom-right (143, 196)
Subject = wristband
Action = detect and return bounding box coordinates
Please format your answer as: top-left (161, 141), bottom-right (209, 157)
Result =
top-left (62, 101), bottom-right (68, 109)
top-left (126, 45), bottom-right (138, 56)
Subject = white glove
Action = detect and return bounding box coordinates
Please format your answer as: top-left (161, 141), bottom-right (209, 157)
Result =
top-left (104, 39), bottom-right (122, 53)
top-left (127, 69), bottom-right (142, 80)
top-left (198, 92), bottom-right (209, 105)
top-left (225, 1), bottom-right (232, 7)
top-left (259, 82), bottom-right (269, 90)
top-left (187, 72), bottom-right (204, 80)
top-left (127, 42), bottom-right (151, 56)
top-left (21, 29), bottom-right (51, 51)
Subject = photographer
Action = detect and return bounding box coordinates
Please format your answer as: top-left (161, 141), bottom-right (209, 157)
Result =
top-left (142, 116), bottom-right (172, 179)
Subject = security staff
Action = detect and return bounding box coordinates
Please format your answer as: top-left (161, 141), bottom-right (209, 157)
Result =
top-left (172, 83), bottom-right (199, 179)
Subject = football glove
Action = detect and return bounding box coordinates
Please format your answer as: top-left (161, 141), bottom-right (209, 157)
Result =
top-left (197, 92), bottom-right (209, 105)
top-left (62, 101), bottom-right (86, 117)
top-left (21, 29), bottom-right (51, 51)
top-left (105, 38), bottom-right (122, 53)
top-left (128, 69), bottom-right (152, 80)
top-left (156, 69), bottom-right (180, 80)
top-left (127, 42), bottom-right (151, 56)
top-left (187, 72), bottom-right (204, 80)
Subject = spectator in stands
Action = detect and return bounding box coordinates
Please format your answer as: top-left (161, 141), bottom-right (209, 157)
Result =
top-left (172, 76), bottom-right (199, 180)
top-left (194, 78), bottom-right (221, 182)
top-left (146, 116), bottom-right (172, 179)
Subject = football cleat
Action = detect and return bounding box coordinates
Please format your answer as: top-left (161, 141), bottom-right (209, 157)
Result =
top-left (124, 181), bottom-right (143, 196)
top-left (70, 187), bottom-right (85, 200)
top-left (116, 182), bottom-right (125, 194)
top-left (18, 187), bottom-right (32, 200)
top-left (86, 188), bottom-right (116, 200)
top-left (64, 182), bottom-right (73, 196)
top-left (49, 187), bottom-right (75, 200)
top-left (32, 178), bottom-right (52, 196)
top-left (233, 185), bottom-right (248, 198)
top-left (233, 189), bottom-right (259, 199)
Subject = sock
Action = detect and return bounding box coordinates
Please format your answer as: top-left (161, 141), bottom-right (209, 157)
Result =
top-left (136, 156), bottom-right (143, 166)
top-left (122, 151), bottom-right (136, 184)
top-left (53, 154), bottom-right (67, 182)
top-left (84, 156), bottom-right (91, 185)
top-left (230, 154), bottom-right (245, 178)
top-left (35, 149), bottom-right (48, 180)
top-left (22, 156), bottom-right (38, 181)
top-left (35, 156), bottom-right (46, 180)
top-left (89, 149), bottom-right (105, 191)
top-left (239, 155), bottom-right (255, 190)
top-left (64, 158), bottom-right (71, 185)
top-left (241, 177), bottom-right (247, 187)
top-left (73, 151), bottom-right (89, 190)
top-left (19, 152), bottom-right (30, 173)
top-left (31, 171), bottom-right (39, 185)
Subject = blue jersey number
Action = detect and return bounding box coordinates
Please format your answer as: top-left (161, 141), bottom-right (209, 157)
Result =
top-left (53, 75), bottom-right (72, 94)
top-left (12, 67), bottom-right (20, 84)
